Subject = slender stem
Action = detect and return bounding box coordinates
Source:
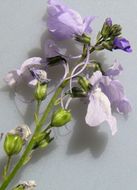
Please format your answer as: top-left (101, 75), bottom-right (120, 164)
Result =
top-left (0, 80), bottom-right (68, 190)
top-left (3, 156), bottom-right (12, 179)
top-left (38, 80), bottom-right (68, 127)
top-left (36, 100), bottom-right (41, 116)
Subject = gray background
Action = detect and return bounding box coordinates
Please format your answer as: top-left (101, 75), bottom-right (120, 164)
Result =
top-left (0, 0), bottom-right (137, 189)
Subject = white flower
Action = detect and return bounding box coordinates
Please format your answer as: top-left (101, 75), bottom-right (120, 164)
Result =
top-left (85, 88), bottom-right (117, 135)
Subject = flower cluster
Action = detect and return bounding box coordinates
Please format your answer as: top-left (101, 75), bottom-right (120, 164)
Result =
top-left (5, 0), bottom-right (132, 135)
top-left (1, 0), bottom-right (132, 189)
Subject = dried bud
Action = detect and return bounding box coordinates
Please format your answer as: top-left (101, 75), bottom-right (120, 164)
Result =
top-left (51, 108), bottom-right (72, 127)
top-left (10, 124), bottom-right (31, 142)
top-left (12, 180), bottom-right (36, 190)
top-left (34, 82), bottom-right (47, 101)
top-left (78, 76), bottom-right (91, 92)
top-left (4, 134), bottom-right (23, 156)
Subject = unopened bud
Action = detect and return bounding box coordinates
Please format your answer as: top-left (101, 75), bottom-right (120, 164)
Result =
top-left (75, 34), bottom-right (91, 44)
top-left (92, 63), bottom-right (103, 73)
top-left (4, 133), bottom-right (23, 156)
top-left (111, 24), bottom-right (122, 37)
top-left (71, 87), bottom-right (87, 98)
top-left (101, 24), bottom-right (111, 39)
top-left (35, 82), bottom-right (47, 101)
top-left (105, 18), bottom-right (112, 26)
top-left (51, 108), bottom-right (72, 127)
top-left (102, 41), bottom-right (113, 51)
top-left (33, 130), bottom-right (53, 149)
top-left (78, 76), bottom-right (91, 92)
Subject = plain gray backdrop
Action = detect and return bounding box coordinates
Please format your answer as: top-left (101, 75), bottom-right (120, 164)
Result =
top-left (0, 0), bottom-right (137, 190)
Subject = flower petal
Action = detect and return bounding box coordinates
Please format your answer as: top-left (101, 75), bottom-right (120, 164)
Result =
top-left (20, 57), bottom-right (42, 73)
top-left (85, 88), bottom-right (117, 135)
top-left (117, 98), bottom-right (132, 114)
top-left (100, 79), bottom-right (124, 103)
top-left (89, 71), bottom-right (102, 86)
top-left (83, 16), bottom-right (95, 34)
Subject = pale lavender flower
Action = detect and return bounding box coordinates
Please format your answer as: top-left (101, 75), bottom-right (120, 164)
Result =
top-left (47, 0), bottom-right (94, 40)
top-left (90, 69), bottom-right (131, 115)
top-left (113, 37), bottom-right (132, 52)
top-left (4, 57), bottom-right (47, 88)
top-left (85, 88), bottom-right (117, 135)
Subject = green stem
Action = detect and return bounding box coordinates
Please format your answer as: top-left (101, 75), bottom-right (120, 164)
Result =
top-left (36, 100), bottom-right (41, 116)
top-left (3, 156), bottom-right (12, 179)
top-left (0, 80), bottom-right (68, 190)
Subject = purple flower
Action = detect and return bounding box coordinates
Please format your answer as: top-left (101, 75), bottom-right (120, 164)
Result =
top-left (85, 88), bottom-right (117, 135)
top-left (4, 57), bottom-right (47, 88)
top-left (99, 74), bottom-right (131, 115)
top-left (113, 37), bottom-right (132, 52)
top-left (100, 78), bottom-right (124, 103)
top-left (47, 0), bottom-right (94, 40)
top-left (89, 61), bottom-right (132, 115)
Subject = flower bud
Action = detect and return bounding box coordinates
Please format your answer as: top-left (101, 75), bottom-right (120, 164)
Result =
top-left (70, 87), bottom-right (87, 98)
top-left (92, 63), bottom-right (104, 74)
top-left (75, 34), bottom-right (91, 44)
top-left (4, 133), bottom-right (23, 156)
top-left (101, 24), bottom-right (111, 39)
top-left (110, 24), bottom-right (122, 37)
top-left (34, 82), bottom-right (47, 101)
top-left (33, 130), bottom-right (53, 149)
top-left (105, 18), bottom-right (112, 26)
top-left (78, 76), bottom-right (91, 92)
top-left (51, 108), bottom-right (72, 127)
top-left (102, 41), bottom-right (113, 51)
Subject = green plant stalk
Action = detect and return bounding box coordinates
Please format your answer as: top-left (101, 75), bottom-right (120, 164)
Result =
top-left (0, 80), bottom-right (68, 190)
top-left (3, 156), bottom-right (12, 179)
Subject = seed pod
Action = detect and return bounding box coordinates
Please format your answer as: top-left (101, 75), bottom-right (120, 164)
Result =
top-left (4, 133), bottom-right (23, 156)
top-left (51, 108), bottom-right (72, 127)
top-left (34, 82), bottom-right (47, 101)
